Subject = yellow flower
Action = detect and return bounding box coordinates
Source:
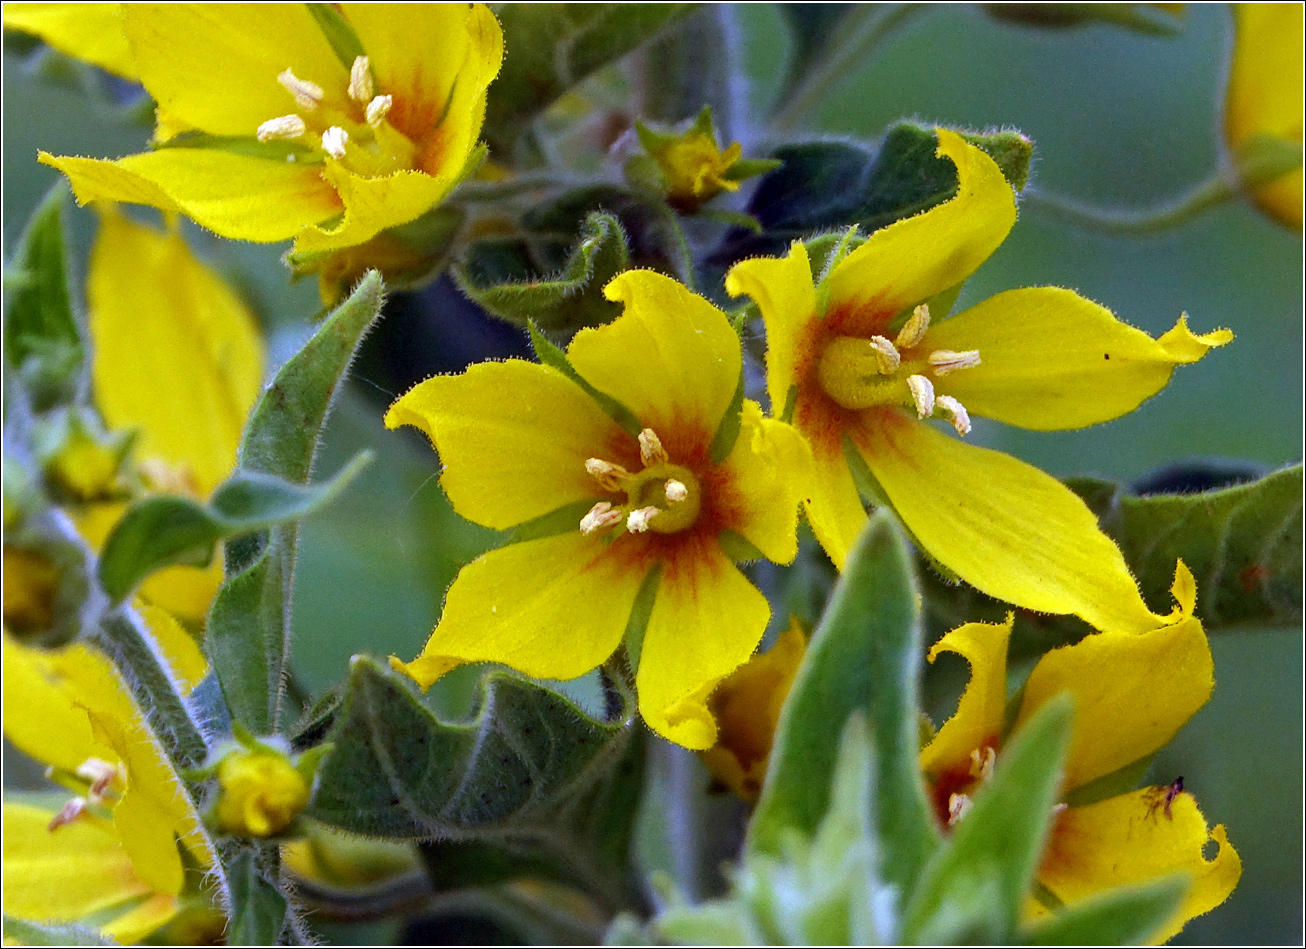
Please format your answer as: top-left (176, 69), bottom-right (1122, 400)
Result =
top-left (921, 564), bottom-right (1241, 943)
top-left (387, 270), bottom-right (813, 749)
top-left (725, 129), bottom-right (1231, 634)
top-left (213, 747), bottom-right (311, 838)
top-left (1, 624), bottom-right (213, 943)
top-left (71, 207), bottom-right (264, 624)
top-left (635, 107), bottom-right (777, 213)
top-left (1225, 2), bottom-right (1304, 230)
top-left (699, 622), bottom-right (806, 801)
top-left (2, 2), bottom-right (137, 80)
top-left (39, 3), bottom-right (502, 255)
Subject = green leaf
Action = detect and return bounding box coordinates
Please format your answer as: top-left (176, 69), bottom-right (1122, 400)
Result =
top-left (227, 849), bottom-right (290, 946)
top-left (748, 510), bottom-right (939, 896)
top-left (483, 4), bottom-right (696, 157)
top-left (96, 456), bottom-right (370, 605)
top-left (1, 916), bottom-right (115, 946)
top-left (902, 697), bottom-right (1075, 944)
top-left (983, 3), bottom-right (1186, 36)
top-left (528, 320), bottom-right (643, 436)
top-left (456, 212), bottom-right (629, 334)
top-left (1020, 875), bottom-right (1189, 945)
top-left (3, 184), bottom-right (82, 410)
top-left (308, 657), bottom-right (643, 907)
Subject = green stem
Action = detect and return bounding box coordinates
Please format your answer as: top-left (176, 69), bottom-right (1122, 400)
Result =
top-left (771, 3), bottom-right (929, 134)
top-left (655, 204), bottom-right (698, 291)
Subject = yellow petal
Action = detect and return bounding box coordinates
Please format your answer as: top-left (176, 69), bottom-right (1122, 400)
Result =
top-left (826, 130), bottom-right (1016, 333)
top-left (923, 290), bottom-right (1232, 431)
top-left (2, 802), bottom-right (158, 928)
top-left (1018, 616), bottom-right (1213, 790)
top-left (1038, 790), bottom-right (1241, 944)
top-left (576, 270), bottom-right (741, 438)
top-left (718, 401), bottom-right (813, 564)
top-left (2, 634), bottom-right (104, 773)
top-left (385, 360), bottom-right (626, 531)
top-left (89, 208), bottom-right (264, 497)
top-left (859, 410), bottom-right (1160, 633)
top-left (636, 535), bottom-right (771, 750)
top-left (919, 618), bottom-right (1012, 776)
top-left (724, 240), bottom-right (817, 415)
top-left (137, 563), bottom-right (224, 627)
top-left (394, 532), bottom-right (641, 687)
top-left (41, 149), bottom-right (344, 242)
top-left (801, 430), bottom-right (868, 571)
top-left (3, 3), bottom-right (137, 79)
top-left (137, 602), bottom-right (207, 694)
top-left (121, 2), bottom-right (348, 138)
top-left (101, 892), bottom-right (180, 945)
top-left (293, 165), bottom-right (463, 255)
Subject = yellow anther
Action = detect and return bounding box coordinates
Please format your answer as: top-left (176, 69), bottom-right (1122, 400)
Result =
top-left (321, 126), bottom-right (349, 159)
top-left (365, 94), bottom-right (393, 128)
top-left (928, 349), bottom-right (982, 376)
top-left (277, 68), bottom-right (323, 110)
top-left (947, 792), bottom-right (973, 826)
top-left (868, 335), bottom-right (901, 373)
top-left (937, 395), bottom-right (972, 436)
top-left (348, 55), bottom-right (373, 103)
top-left (627, 506), bottom-right (661, 533)
top-left (47, 796), bottom-right (88, 831)
top-left (665, 479), bottom-right (688, 503)
top-left (256, 114), bottom-right (307, 142)
top-left (896, 303), bottom-right (931, 349)
top-left (579, 501), bottom-right (622, 535)
top-left (639, 429), bottom-right (669, 466)
top-left (906, 374), bottom-right (935, 418)
top-left (585, 458), bottom-right (630, 492)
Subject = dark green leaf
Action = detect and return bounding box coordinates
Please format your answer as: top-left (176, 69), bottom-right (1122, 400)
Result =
top-left (902, 697), bottom-right (1074, 944)
top-left (227, 849), bottom-right (290, 946)
top-left (1, 916), bottom-right (115, 946)
top-left (1021, 875), bottom-right (1189, 945)
top-left (308, 657), bottom-right (642, 907)
top-left (208, 546), bottom-right (288, 734)
top-left (748, 510), bottom-right (938, 895)
top-left (456, 212), bottom-right (629, 334)
top-left (96, 455), bottom-right (370, 605)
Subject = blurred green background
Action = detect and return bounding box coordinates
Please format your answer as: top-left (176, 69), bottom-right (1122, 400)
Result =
top-left (3, 4), bottom-right (1300, 944)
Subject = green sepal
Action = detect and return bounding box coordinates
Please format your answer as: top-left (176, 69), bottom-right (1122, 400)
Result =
top-left (227, 849), bottom-right (291, 946)
top-left (1019, 875), bottom-right (1190, 945)
top-left (305, 1), bottom-right (367, 68)
top-left (96, 454), bottom-right (371, 605)
top-left (901, 696), bottom-right (1075, 944)
top-left (0, 916), bottom-right (115, 947)
top-left (527, 319), bottom-right (643, 436)
top-left (708, 365), bottom-right (746, 463)
top-left (504, 498), bottom-right (600, 545)
top-left (456, 212), bottom-right (629, 334)
top-left (152, 131), bottom-right (318, 163)
top-left (982, 3), bottom-right (1185, 36)
top-left (622, 564), bottom-right (662, 670)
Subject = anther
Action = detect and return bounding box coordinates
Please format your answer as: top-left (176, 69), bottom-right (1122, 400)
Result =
top-left (75, 758), bottom-right (118, 802)
top-left (348, 55), bottom-right (373, 103)
top-left (928, 349), bottom-right (982, 376)
top-left (906, 374), bottom-right (935, 418)
top-left (256, 114), bottom-right (307, 142)
top-left (896, 303), bottom-right (931, 349)
top-left (639, 429), bottom-right (668, 466)
top-left (868, 335), bottom-right (901, 373)
top-left (277, 68), bottom-right (323, 111)
top-left (321, 126), bottom-right (349, 159)
top-left (968, 746), bottom-right (995, 782)
top-left (627, 506), bottom-right (660, 533)
top-left (947, 792), bottom-right (973, 826)
top-left (585, 458), bottom-right (630, 492)
top-left (665, 479), bottom-right (688, 503)
top-left (365, 94), bottom-right (393, 128)
top-left (579, 501), bottom-right (622, 535)
top-left (936, 395), bottom-right (972, 436)
top-left (48, 796), bottom-right (88, 831)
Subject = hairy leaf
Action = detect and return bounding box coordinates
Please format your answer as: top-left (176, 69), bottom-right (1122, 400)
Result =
top-left (227, 849), bottom-right (289, 946)
top-left (0, 916), bottom-right (114, 947)
top-left (1020, 876), bottom-right (1189, 945)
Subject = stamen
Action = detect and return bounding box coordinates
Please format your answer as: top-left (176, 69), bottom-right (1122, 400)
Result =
top-left (75, 758), bottom-right (118, 802)
top-left (348, 55), bottom-right (373, 103)
top-left (278, 68), bottom-right (323, 111)
top-left (968, 746), bottom-right (996, 782)
top-left (256, 114), bottom-right (307, 142)
top-left (896, 303), bottom-right (931, 348)
top-left (321, 126), bottom-right (349, 159)
top-left (868, 335), bottom-right (901, 373)
top-left (579, 501), bottom-right (622, 535)
top-left (947, 792), bottom-right (973, 826)
top-left (639, 429), bottom-right (668, 466)
top-left (928, 349), bottom-right (982, 376)
top-left (365, 94), bottom-right (393, 128)
top-left (906, 374), bottom-right (935, 418)
top-left (585, 458), bottom-right (630, 491)
top-left (627, 506), bottom-right (661, 533)
top-left (664, 479), bottom-right (688, 503)
top-left (936, 395), bottom-right (972, 436)
top-left (48, 797), bottom-right (88, 831)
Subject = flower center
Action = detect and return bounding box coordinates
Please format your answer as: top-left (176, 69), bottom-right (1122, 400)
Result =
top-left (579, 428), bottom-right (703, 537)
top-left (255, 56), bottom-right (417, 178)
top-left (815, 304), bottom-right (980, 435)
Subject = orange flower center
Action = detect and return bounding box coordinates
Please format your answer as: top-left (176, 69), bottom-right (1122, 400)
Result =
top-left (580, 428), bottom-right (703, 537)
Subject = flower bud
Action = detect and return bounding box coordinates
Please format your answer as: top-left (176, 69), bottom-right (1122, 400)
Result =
top-left (213, 747), bottom-right (311, 838)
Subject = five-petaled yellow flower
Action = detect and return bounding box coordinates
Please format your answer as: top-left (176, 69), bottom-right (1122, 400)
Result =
top-left (725, 129), bottom-right (1231, 634)
top-left (387, 271), bottom-right (812, 749)
top-left (921, 563), bottom-right (1241, 944)
top-left (2, 625), bottom-right (214, 943)
top-left (39, 3), bottom-right (502, 256)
